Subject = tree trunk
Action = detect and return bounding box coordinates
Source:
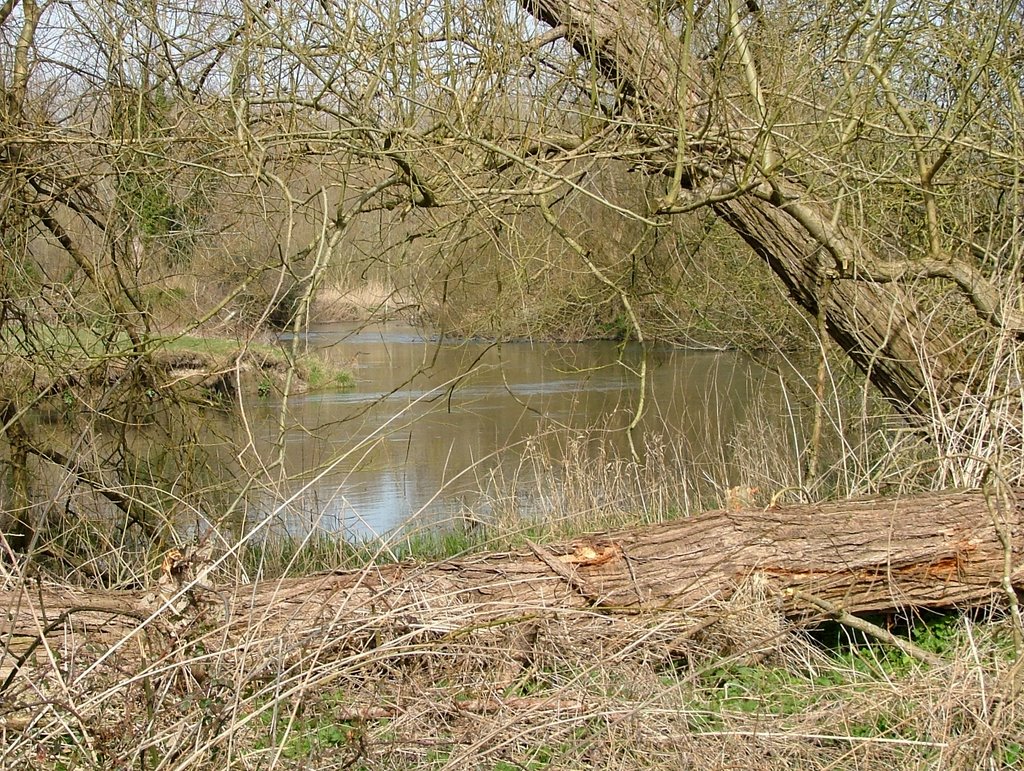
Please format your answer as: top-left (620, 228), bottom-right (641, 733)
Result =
top-left (2, 489), bottom-right (1021, 689)
top-left (0, 400), bottom-right (35, 553)
top-left (713, 192), bottom-right (963, 416)
top-left (519, 0), bottom-right (968, 422)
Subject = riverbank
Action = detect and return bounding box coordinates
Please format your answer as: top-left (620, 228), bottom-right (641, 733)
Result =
top-left (3, 492), bottom-right (1020, 770)
top-left (153, 333), bottom-right (353, 400)
top-left (306, 277), bottom-right (807, 350)
top-left (309, 281), bottom-right (421, 325)
top-left (0, 325), bottom-right (353, 406)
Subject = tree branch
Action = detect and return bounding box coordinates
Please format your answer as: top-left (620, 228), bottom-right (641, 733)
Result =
top-left (846, 256), bottom-right (1024, 335)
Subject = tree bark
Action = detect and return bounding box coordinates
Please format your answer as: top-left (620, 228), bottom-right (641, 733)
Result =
top-left (2, 489), bottom-right (1021, 688)
top-left (518, 0), bottom-right (970, 423)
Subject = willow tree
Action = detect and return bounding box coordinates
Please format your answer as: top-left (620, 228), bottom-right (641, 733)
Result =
top-left (447, 0), bottom-right (1024, 481)
top-left (3, 3), bottom-right (1024, 764)
top-left (215, 0), bottom-right (1020, 482)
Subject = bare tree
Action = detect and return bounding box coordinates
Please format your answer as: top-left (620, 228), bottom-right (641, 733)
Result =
top-left (497, 0), bottom-right (1021, 431)
top-left (3, 0), bottom-right (1023, 565)
top-left (5, 2), bottom-right (1024, 766)
top-left (411, 0), bottom-right (1024, 479)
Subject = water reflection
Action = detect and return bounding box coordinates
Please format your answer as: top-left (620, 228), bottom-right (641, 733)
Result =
top-left (244, 323), bottom-right (779, 538)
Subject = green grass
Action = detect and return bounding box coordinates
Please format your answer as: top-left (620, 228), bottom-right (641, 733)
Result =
top-left (256, 715), bottom-right (365, 761)
top-left (158, 334), bottom-right (354, 393)
top-left (241, 491), bottom-right (699, 581)
top-left (241, 525), bottom-right (498, 580)
top-left (303, 356), bottom-right (355, 390)
top-left (695, 663), bottom-right (832, 718)
top-left (160, 334), bottom-right (262, 357)
top-left (240, 531), bottom-right (388, 577)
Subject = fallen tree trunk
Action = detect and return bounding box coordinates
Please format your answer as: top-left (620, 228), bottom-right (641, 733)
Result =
top-left (2, 488), bottom-right (1022, 691)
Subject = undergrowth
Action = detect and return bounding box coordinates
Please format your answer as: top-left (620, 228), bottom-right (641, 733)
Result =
top-left (4, 573), bottom-right (1020, 770)
top-left (3, 338), bottom-right (1023, 769)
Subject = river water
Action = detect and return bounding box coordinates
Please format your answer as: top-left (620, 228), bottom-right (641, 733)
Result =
top-left (244, 323), bottom-right (782, 539)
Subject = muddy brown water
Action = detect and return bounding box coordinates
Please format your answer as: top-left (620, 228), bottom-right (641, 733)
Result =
top-left (243, 323), bottom-right (787, 540)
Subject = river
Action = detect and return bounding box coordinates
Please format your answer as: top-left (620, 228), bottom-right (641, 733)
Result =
top-left (243, 323), bottom-right (784, 540)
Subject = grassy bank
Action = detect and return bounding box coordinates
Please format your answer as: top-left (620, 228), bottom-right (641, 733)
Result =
top-left (206, 607), bottom-right (1021, 770)
top-left (0, 322), bottom-right (353, 403)
top-left (154, 333), bottom-right (354, 399)
top-left (6, 543), bottom-right (1019, 770)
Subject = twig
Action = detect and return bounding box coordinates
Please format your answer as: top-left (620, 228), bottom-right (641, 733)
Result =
top-left (984, 482), bottom-right (1024, 656)
top-left (788, 589), bottom-right (944, 667)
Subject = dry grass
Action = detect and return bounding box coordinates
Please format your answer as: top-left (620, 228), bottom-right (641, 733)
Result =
top-left (4, 432), bottom-right (1024, 770)
top-left (310, 281), bottom-right (420, 324)
top-left (1, 561), bottom-right (1020, 770)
